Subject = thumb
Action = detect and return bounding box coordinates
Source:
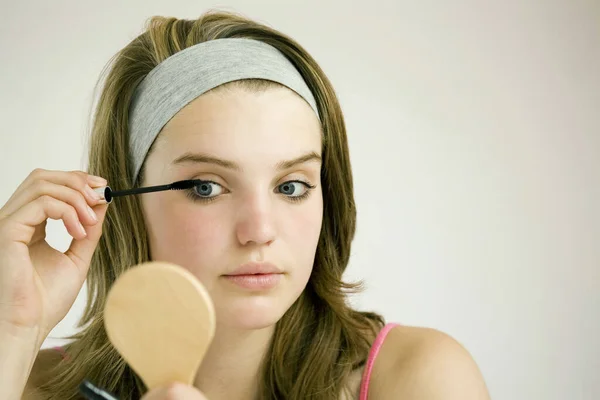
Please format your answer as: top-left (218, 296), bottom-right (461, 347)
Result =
top-left (64, 202), bottom-right (109, 274)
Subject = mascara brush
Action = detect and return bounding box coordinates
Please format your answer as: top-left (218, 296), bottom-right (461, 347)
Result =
top-left (93, 179), bottom-right (201, 204)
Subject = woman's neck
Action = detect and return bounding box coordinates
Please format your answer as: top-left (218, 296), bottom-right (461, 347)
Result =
top-left (193, 324), bottom-right (275, 400)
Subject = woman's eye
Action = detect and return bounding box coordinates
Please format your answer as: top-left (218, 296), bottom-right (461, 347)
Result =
top-left (278, 181), bottom-right (312, 197)
top-left (192, 181), bottom-right (224, 198)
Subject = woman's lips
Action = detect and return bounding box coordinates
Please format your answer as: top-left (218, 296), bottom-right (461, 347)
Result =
top-left (226, 261), bottom-right (282, 276)
top-left (222, 273), bottom-right (283, 290)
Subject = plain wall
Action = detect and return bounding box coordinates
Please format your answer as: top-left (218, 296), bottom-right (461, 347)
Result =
top-left (1, 1), bottom-right (598, 399)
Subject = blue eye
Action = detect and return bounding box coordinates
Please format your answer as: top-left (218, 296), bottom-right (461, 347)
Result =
top-left (194, 181), bottom-right (222, 197)
top-left (277, 180), bottom-right (317, 202)
top-left (279, 181), bottom-right (309, 197)
top-left (185, 180), bottom-right (224, 202)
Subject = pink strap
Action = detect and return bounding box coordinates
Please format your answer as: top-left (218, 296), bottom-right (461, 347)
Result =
top-left (359, 323), bottom-right (400, 400)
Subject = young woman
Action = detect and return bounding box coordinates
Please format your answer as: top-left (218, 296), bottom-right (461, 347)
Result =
top-left (0, 10), bottom-right (490, 400)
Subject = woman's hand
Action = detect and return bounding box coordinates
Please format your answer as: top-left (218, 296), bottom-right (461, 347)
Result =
top-left (0, 169), bottom-right (108, 346)
top-left (141, 383), bottom-right (209, 400)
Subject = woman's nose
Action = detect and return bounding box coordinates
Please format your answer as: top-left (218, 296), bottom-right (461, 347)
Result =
top-left (235, 194), bottom-right (276, 246)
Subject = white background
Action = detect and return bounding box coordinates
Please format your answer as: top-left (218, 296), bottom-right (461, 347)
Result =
top-left (1, 1), bottom-right (598, 399)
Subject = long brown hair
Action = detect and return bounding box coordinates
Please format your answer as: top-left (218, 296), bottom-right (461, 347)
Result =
top-left (39, 10), bottom-right (384, 399)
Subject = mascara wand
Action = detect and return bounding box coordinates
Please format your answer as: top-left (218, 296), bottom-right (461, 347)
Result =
top-left (93, 179), bottom-right (201, 204)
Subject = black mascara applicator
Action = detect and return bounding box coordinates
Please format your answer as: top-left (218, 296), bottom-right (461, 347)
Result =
top-left (93, 179), bottom-right (203, 203)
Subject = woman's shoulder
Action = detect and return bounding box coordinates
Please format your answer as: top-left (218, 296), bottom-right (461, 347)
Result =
top-left (367, 324), bottom-right (491, 399)
top-left (22, 348), bottom-right (64, 399)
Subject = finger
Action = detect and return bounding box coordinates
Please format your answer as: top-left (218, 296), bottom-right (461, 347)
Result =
top-left (64, 202), bottom-right (109, 272)
top-left (12, 179), bottom-right (101, 228)
top-left (1, 173), bottom-right (106, 222)
top-left (0, 169), bottom-right (107, 219)
top-left (2, 195), bottom-right (87, 246)
top-left (5, 169), bottom-right (97, 205)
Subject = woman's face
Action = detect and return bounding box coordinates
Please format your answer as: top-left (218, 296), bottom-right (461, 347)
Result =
top-left (140, 84), bottom-right (323, 329)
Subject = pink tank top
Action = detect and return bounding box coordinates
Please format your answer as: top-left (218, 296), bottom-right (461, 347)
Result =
top-left (53, 322), bottom-right (399, 399)
top-left (358, 322), bottom-right (400, 400)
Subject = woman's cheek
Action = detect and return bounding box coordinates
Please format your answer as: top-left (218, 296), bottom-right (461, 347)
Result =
top-left (157, 208), bottom-right (230, 270)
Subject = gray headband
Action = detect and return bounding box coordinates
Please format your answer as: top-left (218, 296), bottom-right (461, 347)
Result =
top-left (128, 37), bottom-right (320, 184)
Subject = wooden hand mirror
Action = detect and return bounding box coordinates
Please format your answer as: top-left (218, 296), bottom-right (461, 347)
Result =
top-left (103, 261), bottom-right (216, 390)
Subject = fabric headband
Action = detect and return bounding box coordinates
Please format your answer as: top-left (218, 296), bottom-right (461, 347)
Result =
top-left (128, 37), bottom-right (320, 184)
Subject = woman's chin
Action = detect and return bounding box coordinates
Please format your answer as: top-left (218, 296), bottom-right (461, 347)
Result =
top-left (215, 296), bottom-right (288, 329)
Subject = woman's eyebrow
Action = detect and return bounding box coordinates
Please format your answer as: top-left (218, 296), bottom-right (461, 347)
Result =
top-left (171, 151), bottom-right (322, 172)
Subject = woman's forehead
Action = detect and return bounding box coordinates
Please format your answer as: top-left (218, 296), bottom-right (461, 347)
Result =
top-left (164, 86), bottom-right (319, 130)
top-left (155, 88), bottom-right (321, 153)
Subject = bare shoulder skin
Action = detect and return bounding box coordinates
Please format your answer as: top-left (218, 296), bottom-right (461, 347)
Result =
top-left (367, 325), bottom-right (491, 399)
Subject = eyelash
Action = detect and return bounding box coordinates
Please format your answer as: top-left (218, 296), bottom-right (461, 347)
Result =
top-left (184, 179), bottom-right (317, 204)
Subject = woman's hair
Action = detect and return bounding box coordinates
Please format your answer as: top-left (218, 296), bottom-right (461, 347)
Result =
top-left (39, 10), bottom-right (384, 399)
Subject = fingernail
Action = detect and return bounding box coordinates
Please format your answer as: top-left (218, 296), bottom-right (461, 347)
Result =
top-left (77, 221), bottom-right (87, 237)
top-left (86, 205), bottom-right (98, 222)
top-left (88, 175), bottom-right (108, 186)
